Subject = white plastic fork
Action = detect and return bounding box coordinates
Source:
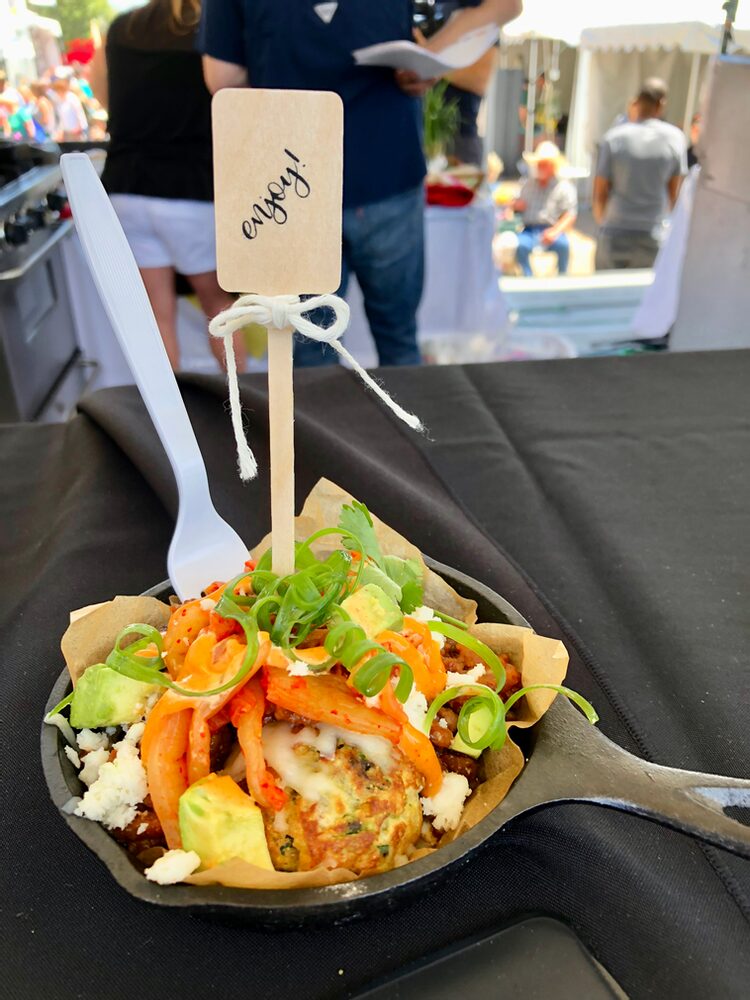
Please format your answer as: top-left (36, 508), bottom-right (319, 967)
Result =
top-left (61, 152), bottom-right (248, 601)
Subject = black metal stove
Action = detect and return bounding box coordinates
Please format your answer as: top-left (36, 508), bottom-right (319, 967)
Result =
top-left (0, 141), bottom-right (85, 422)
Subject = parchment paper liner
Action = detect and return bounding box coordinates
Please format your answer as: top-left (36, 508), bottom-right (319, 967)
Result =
top-left (62, 596), bottom-right (171, 686)
top-left (60, 479), bottom-right (568, 890)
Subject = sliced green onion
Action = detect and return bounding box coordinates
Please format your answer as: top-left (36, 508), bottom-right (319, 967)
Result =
top-left (325, 617), bottom-right (414, 702)
top-left (503, 684), bottom-right (599, 724)
top-left (427, 621), bottom-right (506, 690)
top-left (421, 681), bottom-right (599, 756)
top-left (105, 623), bottom-right (165, 684)
top-left (430, 609), bottom-right (469, 630)
top-left (101, 606), bottom-right (261, 700)
top-left (45, 690), bottom-right (74, 720)
top-left (423, 683), bottom-right (507, 752)
top-left (294, 527), bottom-right (366, 594)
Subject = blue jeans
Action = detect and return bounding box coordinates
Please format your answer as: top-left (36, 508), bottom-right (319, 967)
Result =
top-left (516, 225), bottom-right (570, 276)
top-left (294, 184), bottom-right (424, 367)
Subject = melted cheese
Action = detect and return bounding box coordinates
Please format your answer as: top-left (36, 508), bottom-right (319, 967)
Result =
top-left (262, 724), bottom-right (344, 804)
top-left (262, 722), bottom-right (396, 803)
top-left (445, 664), bottom-right (486, 689)
top-left (401, 687), bottom-right (428, 732)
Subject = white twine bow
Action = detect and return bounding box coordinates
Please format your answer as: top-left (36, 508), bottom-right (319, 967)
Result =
top-left (209, 293), bottom-right (424, 481)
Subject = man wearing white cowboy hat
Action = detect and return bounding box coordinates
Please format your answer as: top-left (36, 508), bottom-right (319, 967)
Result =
top-left (512, 140), bottom-right (577, 276)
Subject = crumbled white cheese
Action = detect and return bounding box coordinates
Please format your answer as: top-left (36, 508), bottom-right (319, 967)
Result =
top-left (437, 717), bottom-right (449, 730)
top-left (123, 721), bottom-right (145, 745)
top-left (64, 746), bottom-right (81, 769)
top-left (199, 597), bottom-right (216, 611)
top-left (272, 645), bottom-right (316, 677)
top-left (409, 605), bottom-right (445, 648)
top-left (143, 690), bottom-right (161, 718)
top-left (421, 772), bottom-right (471, 831)
top-left (136, 822), bottom-right (148, 836)
top-left (74, 736), bottom-right (147, 830)
top-left (145, 850), bottom-right (201, 885)
top-left (402, 687), bottom-right (428, 732)
top-left (286, 658), bottom-right (312, 677)
top-left (78, 747), bottom-right (110, 787)
top-left (76, 729), bottom-right (109, 753)
top-left (445, 664), bottom-right (487, 689)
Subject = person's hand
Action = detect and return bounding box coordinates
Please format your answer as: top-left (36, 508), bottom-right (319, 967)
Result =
top-left (541, 227), bottom-right (557, 246)
top-left (395, 69), bottom-right (437, 97)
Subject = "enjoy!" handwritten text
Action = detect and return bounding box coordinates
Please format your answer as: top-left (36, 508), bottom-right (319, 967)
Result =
top-left (241, 149), bottom-right (311, 241)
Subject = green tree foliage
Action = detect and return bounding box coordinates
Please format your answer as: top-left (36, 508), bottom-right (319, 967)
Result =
top-left (29, 0), bottom-right (114, 44)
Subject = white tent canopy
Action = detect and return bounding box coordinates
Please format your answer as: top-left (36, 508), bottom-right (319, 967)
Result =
top-left (579, 20), bottom-right (750, 53)
top-left (502, 0), bottom-right (750, 45)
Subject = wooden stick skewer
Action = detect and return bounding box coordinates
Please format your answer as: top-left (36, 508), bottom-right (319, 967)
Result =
top-left (267, 324), bottom-right (296, 577)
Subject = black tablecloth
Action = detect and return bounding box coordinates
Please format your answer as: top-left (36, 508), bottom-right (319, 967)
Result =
top-left (2, 351), bottom-right (749, 999)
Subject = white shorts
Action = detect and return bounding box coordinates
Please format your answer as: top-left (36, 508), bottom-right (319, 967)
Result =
top-left (109, 194), bottom-right (217, 275)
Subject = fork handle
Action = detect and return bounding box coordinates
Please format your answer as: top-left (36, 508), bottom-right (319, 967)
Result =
top-left (61, 153), bottom-right (212, 507)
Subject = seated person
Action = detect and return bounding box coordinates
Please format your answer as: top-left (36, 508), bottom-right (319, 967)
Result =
top-left (512, 141), bottom-right (577, 276)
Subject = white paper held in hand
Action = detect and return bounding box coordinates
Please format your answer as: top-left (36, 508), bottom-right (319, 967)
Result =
top-left (59, 152), bottom-right (247, 601)
top-left (353, 24), bottom-right (499, 80)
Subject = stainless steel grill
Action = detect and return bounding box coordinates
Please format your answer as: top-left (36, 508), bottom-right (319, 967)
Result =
top-left (0, 144), bottom-right (87, 422)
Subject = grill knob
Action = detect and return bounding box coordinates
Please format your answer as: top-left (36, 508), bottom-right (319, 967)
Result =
top-left (4, 220), bottom-right (30, 246)
top-left (26, 207), bottom-right (47, 229)
top-left (46, 192), bottom-right (68, 213)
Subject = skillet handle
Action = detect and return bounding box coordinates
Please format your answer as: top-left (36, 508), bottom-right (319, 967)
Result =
top-left (511, 697), bottom-right (750, 859)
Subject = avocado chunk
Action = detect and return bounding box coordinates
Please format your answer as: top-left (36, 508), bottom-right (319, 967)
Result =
top-left (341, 583), bottom-right (404, 639)
top-left (69, 663), bottom-right (159, 729)
top-left (449, 703), bottom-right (494, 759)
top-left (179, 774), bottom-right (273, 871)
top-left (358, 562), bottom-right (402, 606)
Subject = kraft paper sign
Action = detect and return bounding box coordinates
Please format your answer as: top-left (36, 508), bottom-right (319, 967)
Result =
top-left (212, 89), bottom-right (343, 295)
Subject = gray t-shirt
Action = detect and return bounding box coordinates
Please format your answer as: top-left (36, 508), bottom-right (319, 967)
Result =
top-left (519, 176), bottom-right (578, 227)
top-left (597, 119), bottom-right (687, 232)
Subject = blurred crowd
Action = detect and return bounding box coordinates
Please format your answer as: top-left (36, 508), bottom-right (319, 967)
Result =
top-left (0, 65), bottom-right (108, 143)
top-left (0, 0), bottom-right (702, 370)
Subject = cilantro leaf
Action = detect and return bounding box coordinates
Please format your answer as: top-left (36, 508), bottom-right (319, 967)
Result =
top-left (338, 501), bottom-right (384, 568)
top-left (338, 502), bottom-right (424, 613)
top-left (383, 555), bottom-right (424, 614)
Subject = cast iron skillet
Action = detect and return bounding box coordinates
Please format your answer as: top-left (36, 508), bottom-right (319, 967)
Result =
top-left (41, 559), bottom-right (750, 926)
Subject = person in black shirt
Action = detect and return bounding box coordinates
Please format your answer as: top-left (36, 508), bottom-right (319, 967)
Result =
top-left (91, 0), bottom-right (245, 371)
top-left (424, 0), bottom-right (496, 167)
